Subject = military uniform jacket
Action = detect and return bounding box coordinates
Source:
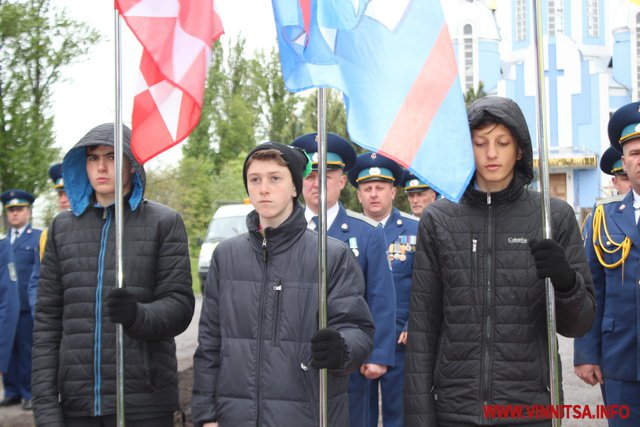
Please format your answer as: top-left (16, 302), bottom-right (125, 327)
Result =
top-left (12, 223), bottom-right (41, 312)
top-left (383, 207), bottom-right (419, 338)
top-left (0, 237), bottom-right (18, 372)
top-left (575, 191), bottom-right (640, 381)
top-left (329, 204), bottom-right (396, 366)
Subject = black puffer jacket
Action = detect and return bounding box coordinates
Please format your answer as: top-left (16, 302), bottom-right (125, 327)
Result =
top-left (32, 124), bottom-right (194, 426)
top-left (405, 97), bottom-right (595, 426)
top-left (192, 204), bottom-right (374, 426)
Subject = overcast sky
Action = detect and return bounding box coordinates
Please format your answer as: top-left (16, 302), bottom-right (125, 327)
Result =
top-left (51, 0), bottom-right (276, 169)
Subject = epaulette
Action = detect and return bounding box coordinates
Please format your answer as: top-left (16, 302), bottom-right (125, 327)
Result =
top-left (345, 209), bottom-right (378, 227)
top-left (399, 210), bottom-right (419, 222)
top-left (595, 194), bottom-right (625, 206)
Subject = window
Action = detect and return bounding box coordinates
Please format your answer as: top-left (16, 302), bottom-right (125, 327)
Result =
top-left (548, 0), bottom-right (564, 36)
top-left (463, 24), bottom-right (474, 91)
top-left (587, 0), bottom-right (599, 37)
top-left (516, 0), bottom-right (527, 41)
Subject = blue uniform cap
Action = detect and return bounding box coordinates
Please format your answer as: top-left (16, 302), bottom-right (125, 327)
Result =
top-left (402, 170), bottom-right (432, 193)
top-left (0, 189), bottom-right (35, 208)
top-left (608, 101), bottom-right (640, 151)
top-left (347, 152), bottom-right (403, 188)
top-left (48, 163), bottom-right (64, 189)
top-left (291, 133), bottom-right (357, 171)
top-left (599, 146), bottom-right (625, 176)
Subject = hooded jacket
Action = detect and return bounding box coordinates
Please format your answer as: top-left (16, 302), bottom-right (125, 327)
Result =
top-left (192, 203), bottom-right (374, 426)
top-left (32, 124), bottom-right (194, 425)
top-left (405, 97), bottom-right (595, 426)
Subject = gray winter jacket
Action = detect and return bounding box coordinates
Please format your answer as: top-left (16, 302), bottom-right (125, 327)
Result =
top-left (405, 97), bottom-right (596, 426)
top-left (192, 203), bottom-right (374, 426)
top-left (32, 124), bottom-right (194, 425)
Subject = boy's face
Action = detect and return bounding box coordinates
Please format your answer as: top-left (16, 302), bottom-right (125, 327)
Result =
top-left (472, 123), bottom-right (520, 193)
top-left (302, 169), bottom-right (346, 213)
top-left (86, 145), bottom-right (133, 206)
top-left (246, 159), bottom-right (296, 229)
top-left (356, 180), bottom-right (396, 221)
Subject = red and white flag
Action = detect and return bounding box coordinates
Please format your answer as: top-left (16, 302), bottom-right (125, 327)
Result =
top-left (115, 0), bottom-right (224, 163)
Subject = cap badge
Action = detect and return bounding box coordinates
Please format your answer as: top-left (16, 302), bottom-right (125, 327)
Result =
top-left (371, 153), bottom-right (377, 159)
top-left (409, 179), bottom-right (419, 187)
top-left (369, 167), bottom-right (381, 175)
top-left (312, 152), bottom-right (319, 162)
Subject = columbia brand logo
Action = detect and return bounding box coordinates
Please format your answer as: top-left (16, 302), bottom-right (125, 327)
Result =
top-left (507, 237), bottom-right (528, 244)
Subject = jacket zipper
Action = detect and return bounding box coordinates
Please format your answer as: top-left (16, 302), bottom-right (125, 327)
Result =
top-left (94, 208), bottom-right (111, 416)
top-left (272, 279), bottom-right (282, 345)
top-left (480, 193), bottom-right (494, 423)
top-left (256, 235), bottom-right (269, 425)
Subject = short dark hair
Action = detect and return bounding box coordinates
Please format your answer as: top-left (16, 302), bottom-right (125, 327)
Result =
top-left (244, 148), bottom-right (289, 170)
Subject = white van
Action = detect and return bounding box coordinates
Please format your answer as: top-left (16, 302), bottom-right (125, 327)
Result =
top-left (197, 202), bottom-right (254, 289)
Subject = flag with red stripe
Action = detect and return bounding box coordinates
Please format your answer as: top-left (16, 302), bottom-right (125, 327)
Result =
top-left (115, 0), bottom-right (224, 164)
top-left (272, 0), bottom-right (473, 200)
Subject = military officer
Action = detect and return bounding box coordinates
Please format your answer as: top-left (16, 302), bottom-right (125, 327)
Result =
top-left (292, 133), bottom-right (396, 427)
top-left (574, 101), bottom-right (640, 426)
top-left (600, 146), bottom-right (631, 196)
top-left (401, 171), bottom-right (438, 218)
top-left (0, 189), bottom-right (41, 410)
top-left (0, 236), bottom-right (19, 376)
top-left (348, 153), bottom-right (418, 427)
top-left (27, 163), bottom-right (69, 317)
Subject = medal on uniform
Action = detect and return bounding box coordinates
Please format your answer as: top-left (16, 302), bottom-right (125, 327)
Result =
top-left (349, 237), bottom-right (359, 257)
top-left (387, 243), bottom-right (395, 262)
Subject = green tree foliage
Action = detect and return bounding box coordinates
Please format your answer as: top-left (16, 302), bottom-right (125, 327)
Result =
top-left (254, 48), bottom-right (303, 144)
top-left (464, 81), bottom-right (487, 108)
top-left (0, 0), bottom-right (100, 193)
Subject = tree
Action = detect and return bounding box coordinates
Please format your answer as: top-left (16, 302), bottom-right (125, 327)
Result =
top-left (0, 0), bottom-right (100, 194)
top-left (464, 81), bottom-right (487, 107)
top-left (253, 48), bottom-right (304, 144)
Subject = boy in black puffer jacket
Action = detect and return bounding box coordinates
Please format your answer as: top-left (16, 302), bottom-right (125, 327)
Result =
top-left (192, 142), bottom-right (374, 427)
top-left (405, 96), bottom-right (595, 427)
top-left (32, 124), bottom-right (195, 426)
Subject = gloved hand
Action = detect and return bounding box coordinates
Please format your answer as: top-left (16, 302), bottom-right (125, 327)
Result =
top-left (529, 239), bottom-right (575, 292)
top-left (311, 328), bottom-right (345, 369)
top-left (106, 288), bottom-right (138, 327)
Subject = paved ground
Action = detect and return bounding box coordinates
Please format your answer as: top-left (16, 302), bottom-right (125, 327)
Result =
top-left (0, 297), bottom-right (607, 426)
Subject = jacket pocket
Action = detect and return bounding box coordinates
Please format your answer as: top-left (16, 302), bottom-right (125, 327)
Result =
top-left (272, 280), bottom-right (283, 345)
top-left (471, 236), bottom-right (478, 287)
top-left (142, 342), bottom-right (153, 390)
top-left (537, 334), bottom-right (549, 391)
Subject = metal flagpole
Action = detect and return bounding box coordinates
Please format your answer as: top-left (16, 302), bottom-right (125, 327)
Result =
top-left (532, 2), bottom-right (560, 424)
top-left (113, 9), bottom-right (126, 427)
top-left (316, 88), bottom-right (328, 427)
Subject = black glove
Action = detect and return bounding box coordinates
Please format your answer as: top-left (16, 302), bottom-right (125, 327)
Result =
top-left (106, 288), bottom-right (138, 327)
top-left (311, 328), bottom-right (345, 369)
top-left (529, 239), bottom-right (575, 292)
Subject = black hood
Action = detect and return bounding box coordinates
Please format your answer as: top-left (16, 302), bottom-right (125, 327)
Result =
top-left (465, 96), bottom-right (534, 202)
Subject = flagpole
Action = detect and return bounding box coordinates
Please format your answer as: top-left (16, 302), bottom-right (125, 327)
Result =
top-left (532, 1), bottom-right (560, 423)
top-left (113, 9), bottom-right (126, 427)
top-left (316, 88), bottom-right (329, 427)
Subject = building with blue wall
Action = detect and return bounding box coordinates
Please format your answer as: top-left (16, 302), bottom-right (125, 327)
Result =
top-left (444, 0), bottom-right (639, 211)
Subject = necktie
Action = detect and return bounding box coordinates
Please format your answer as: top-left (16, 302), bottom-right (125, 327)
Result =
top-left (12, 230), bottom-right (19, 245)
top-left (311, 216), bottom-right (318, 231)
